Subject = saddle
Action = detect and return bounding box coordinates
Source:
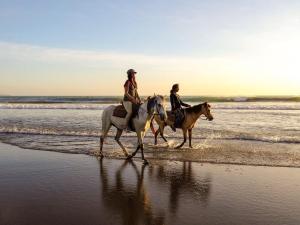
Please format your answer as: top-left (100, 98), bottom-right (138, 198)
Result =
top-left (112, 103), bottom-right (141, 119)
top-left (112, 103), bottom-right (141, 132)
top-left (112, 105), bottom-right (127, 118)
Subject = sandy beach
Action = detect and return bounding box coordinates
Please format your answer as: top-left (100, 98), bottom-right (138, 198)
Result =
top-left (1, 141), bottom-right (300, 225)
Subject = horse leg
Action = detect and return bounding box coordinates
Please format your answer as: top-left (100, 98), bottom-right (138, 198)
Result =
top-left (154, 123), bottom-right (167, 145)
top-left (188, 129), bottom-right (193, 148)
top-left (99, 137), bottom-right (104, 158)
top-left (131, 131), bottom-right (148, 164)
top-left (115, 129), bottom-right (129, 157)
top-left (154, 129), bottom-right (159, 145)
top-left (126, 131), bottom-right (143, 160)
top-left (175, 129), bottom-right (187, 149)
top-left (99, 124), bottom-right (111, 158)
top-left (138, 132), bottom-right (148, 165)
top-left (154, 117), bottom-right (161, 145)
top-left (127, 144), bottom-right (140, 160)
top-left (140, 143), bottom-right (148, 165)
top-left (160, 126), bottom-right (168, 144)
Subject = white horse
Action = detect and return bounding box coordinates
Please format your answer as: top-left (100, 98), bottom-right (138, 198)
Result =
top-left (100, 95), bottom-right (167, 164)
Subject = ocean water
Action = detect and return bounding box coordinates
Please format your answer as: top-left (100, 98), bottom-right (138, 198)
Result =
top-left (0, 96), bottom-right (299, 166)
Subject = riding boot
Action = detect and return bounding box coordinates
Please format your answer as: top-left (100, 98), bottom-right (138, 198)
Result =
top-left (170, 125), bottom-right (176, 132)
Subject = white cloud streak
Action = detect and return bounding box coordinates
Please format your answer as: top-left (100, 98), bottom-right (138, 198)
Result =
top-left (0, 41), bottom-right (233, 70)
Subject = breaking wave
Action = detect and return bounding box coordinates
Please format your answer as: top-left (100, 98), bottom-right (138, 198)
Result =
top-left (0, 103), bottom-right (109, 110)
top-left (1, 126), bottom-right (300, 144)
top-left (1, 103), bottom-right (300, 110)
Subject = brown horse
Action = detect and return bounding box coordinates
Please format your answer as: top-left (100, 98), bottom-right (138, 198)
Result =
top-left (153, 102), bottom-right (214, 149)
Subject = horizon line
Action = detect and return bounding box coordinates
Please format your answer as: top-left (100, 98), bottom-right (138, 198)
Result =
top-left (1, 95), bottom-right (300, 98)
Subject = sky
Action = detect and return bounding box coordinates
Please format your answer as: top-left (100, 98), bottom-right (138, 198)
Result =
top-left (0, 0), bottom-right (300, 96)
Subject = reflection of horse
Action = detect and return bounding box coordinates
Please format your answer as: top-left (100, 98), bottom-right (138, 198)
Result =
top-left (154, 102), bottom-right (214, 148)
top-left (98, 159), bottom-right (211, 224)
top-left (148, 161), bottom-right (211, 214)
top-left (99, 95), bottom-right (167, 164)
top-left (98, 159), bottom-right (165, 225)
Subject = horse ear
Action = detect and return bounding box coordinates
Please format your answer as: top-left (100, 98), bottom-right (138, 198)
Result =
top-left (204, 102), bottom-right (208, 106)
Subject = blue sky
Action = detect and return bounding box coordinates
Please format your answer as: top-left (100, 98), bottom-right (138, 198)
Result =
top-left (0, 0), bottom-right (300, 96)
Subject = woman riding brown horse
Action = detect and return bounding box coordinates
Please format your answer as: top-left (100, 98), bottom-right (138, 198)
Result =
top-left (169, 84), bottom-right (191, 131)
top-left (154, 102), bottom-right (214, 149)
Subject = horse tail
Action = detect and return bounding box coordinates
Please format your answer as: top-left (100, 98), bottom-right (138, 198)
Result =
top-left (101, 107), bottom-right (112, 137)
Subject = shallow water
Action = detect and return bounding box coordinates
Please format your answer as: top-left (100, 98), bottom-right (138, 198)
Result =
top-left (0, 99), bottom-right (300, 166)
top-left (0, 143), bottom-right (300, 225)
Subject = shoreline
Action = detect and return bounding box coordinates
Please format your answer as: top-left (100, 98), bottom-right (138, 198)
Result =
top-left (1, 140), bottom-right (300, 169)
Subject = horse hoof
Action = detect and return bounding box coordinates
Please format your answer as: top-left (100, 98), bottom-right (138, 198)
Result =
top-left (175, 146), bottom-right (182, 149)
top-left (143, 160), bottom-right (149, 165)
top-left (189, 146), bottom-right (193, 149)
top-left (126, 155), bottom-right (133, 161)
top-left (95, 152), bottom-right (104, 158)
top-left (97, 156), bottom-right (104, 161)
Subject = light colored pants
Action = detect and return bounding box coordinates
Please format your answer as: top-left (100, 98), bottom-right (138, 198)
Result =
top-left (123, 101), bottom-right (133, 125)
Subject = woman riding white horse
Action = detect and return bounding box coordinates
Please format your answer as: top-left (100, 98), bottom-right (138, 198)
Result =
top-left (99, 69), bottom-right (167, 164)
top-left (120, 69), bottom-right (141, 130)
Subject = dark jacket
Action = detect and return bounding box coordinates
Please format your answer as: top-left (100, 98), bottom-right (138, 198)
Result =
top-left (170, 93), bottom-right (190, 111)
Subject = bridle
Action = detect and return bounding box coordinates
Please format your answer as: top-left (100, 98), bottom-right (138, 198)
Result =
top-left (147, 98), bottom-right (162, 115)
top-left (199, 106), bottom-right (211, 120)
top-left (147, 98), bottom-right (166, 122)
top-left (154, 101), bottom-right (162, 116)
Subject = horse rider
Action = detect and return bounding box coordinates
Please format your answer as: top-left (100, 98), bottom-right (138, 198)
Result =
top-left (121, 69), bottom-right (141, 130)
top-left (170, 83), bottom-right (191, 131)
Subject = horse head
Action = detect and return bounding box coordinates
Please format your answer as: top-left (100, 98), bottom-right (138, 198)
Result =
top-left (202, 102), bottom-right (214, 121)
top-left (147, 95), bottom-right (167, 122)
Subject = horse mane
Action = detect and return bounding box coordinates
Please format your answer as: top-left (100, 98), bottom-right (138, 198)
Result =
top-left (147, 95), bottom-right (165, 101)
top-left (185, 103), bottom-right (203, 114)
top-left (147, 96), bottom-right (157, 113)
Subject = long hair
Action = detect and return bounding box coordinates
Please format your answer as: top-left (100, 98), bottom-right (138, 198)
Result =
top-left (127, 73), bottom-right (133, 80)
top-left (127, 74), bottom-right (137, 88)
top-left (170, 83), bottom-right (179, 94)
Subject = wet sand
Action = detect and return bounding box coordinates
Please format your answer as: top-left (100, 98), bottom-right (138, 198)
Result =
top-left (0, 142), bottom-right (300, 225)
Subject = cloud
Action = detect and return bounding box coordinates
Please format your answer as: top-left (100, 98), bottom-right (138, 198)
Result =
top-left (0, 41), bottom-right (232, 70)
